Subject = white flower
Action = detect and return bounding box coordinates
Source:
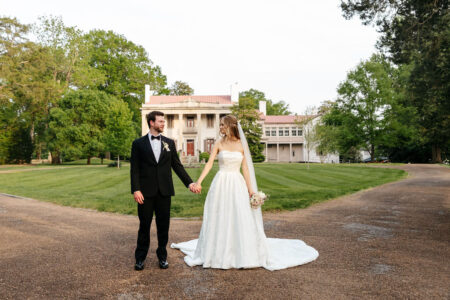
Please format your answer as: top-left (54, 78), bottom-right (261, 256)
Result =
top-left (250, 191), bottom-right (268, 209)
top-left (162, 141), bottom-right (170, 152)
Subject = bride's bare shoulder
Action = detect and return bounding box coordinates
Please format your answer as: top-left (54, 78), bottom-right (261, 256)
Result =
top-left (214, 138), bottom-right (223, 152)
top-left (234, 140), bottom-right (245, 154)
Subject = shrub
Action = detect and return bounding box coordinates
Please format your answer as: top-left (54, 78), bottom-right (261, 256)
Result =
top-left (108, 161), bottom-right (121, 168)
top-left (199, 152), bottom-right (210, 162)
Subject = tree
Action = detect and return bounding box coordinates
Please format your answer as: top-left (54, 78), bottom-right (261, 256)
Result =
top-left (0, 17), bottom-right (30, 163)
top-left (336, 54), bottom-right (400, 161)
top-left (239, 89), bottom-right (291, 115)
top-left (341, 0), bottom-right (450, 162)
top-left (48, 90), bottom-right (120, 164)
top-left (295, 107), bottom-right (318, 169)
top-left (0, 17), bottom-right (58, 162)
top-left (84, 30), bottom-right (168, 134)
top-left (316, 55), bottom-right (418, 162)
top-left (6, 124), bottom-right (34, 164)
top-left (32, 15), bottom-right (103, 156)
top-left (231, 97), bottom-right (265, 162)
top-left (104, 100), bottom-right (135, 168)
top-left (0, 16), bottom-right (104, 163)
top-left (169, 81), bottom-right (194, 95)
top-left (33, 16), bottom-right (105, 90)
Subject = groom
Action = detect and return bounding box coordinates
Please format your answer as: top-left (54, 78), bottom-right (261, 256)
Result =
top-left (130, 111), bottom-right (200, 271)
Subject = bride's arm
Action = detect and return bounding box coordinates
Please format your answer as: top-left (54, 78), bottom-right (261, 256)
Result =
top-left (196, 141), bottom-right (220, 186)
top-left (241, 154), bottom-right (255, 197)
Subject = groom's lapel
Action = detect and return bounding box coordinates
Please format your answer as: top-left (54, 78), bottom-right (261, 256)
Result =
top-left (159, 136), bottom-right (169, 163)
top-left (142, 135), bottom-right (157, 165)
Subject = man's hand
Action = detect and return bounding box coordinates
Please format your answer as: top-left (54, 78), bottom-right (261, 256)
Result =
top-left (189, 183), bottom-right (201, 194)
top-left (133, 191), bottom-right (144, 204)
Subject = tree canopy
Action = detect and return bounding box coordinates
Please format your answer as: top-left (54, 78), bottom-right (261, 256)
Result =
top-left (239, 89), bottom-right (291, 115)
top-left (341, 0), bottom-right (449, 162)
top-left (316, 55), bottom-right (419, 162)
top-left (0, 16), bottom-right (179, 164)
top-left (231, 98), bottom-right (265, 162)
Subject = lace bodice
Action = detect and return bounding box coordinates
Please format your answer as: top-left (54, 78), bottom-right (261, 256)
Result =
top-left (218, 151), bottom-right (243, 172)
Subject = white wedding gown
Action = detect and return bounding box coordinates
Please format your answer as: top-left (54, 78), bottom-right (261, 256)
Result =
top-left (171, 150), bottom-right (319, 271)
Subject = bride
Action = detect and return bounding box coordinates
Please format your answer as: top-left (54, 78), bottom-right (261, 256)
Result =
top-left (171, 115), bottom-right (318, 271)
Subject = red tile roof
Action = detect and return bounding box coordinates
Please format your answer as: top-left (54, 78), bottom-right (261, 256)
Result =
top-left (148, 95), bottom-right (232, 104)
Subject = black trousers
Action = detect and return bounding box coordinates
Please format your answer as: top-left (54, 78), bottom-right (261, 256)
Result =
top-left (135, 191), bottom-right (171, 261)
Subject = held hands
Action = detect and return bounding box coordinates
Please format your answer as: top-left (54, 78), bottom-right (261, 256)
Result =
top-left (189, 182), bottom-right (202, 194)
top-left (134, 183), bottom-right (201, 203)
top-left (133, 191), bottom-right (144, 204)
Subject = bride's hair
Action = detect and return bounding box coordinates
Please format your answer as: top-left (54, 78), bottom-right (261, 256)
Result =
top-left (221, 115), bottom-right (240, 141)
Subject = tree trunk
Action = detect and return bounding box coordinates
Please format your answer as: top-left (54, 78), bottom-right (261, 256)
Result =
top-left (370, 144), bottom-right (375, 162)
top-left (431, 144), bottom-right (442, 163)
top-left (117, 155), bottom-right (120, 169)
top-left (51, 151), bottom-right (61, 164)
top-left (87, 156), bottom-right (91, 165)
top-left (36, 143), bottom-right (42, 160)
top-left (101, 157), bottom-right (104, 165)
top-left (30, 122), bottom-right (35, 144)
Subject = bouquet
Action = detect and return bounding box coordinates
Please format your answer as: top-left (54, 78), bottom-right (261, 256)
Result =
top-left (250, 191), bottom-right (268, 209)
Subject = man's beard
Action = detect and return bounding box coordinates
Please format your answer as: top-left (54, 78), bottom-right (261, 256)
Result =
top-left (154, 126), bottom-right (163, 133)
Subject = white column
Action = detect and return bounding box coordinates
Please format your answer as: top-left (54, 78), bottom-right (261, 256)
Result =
top-left (215, 113), bottom-right (221, 140)
top-left (289, 143), bottom-right (292, 163)
top-left (265, 142), bottom-right (268, 162)
top-left (178, 114), bottom-right (183, 152)
top-left (141, 110), bottom-right (148, 136)
top-left (276, 143), bottom-right (280, 162)
top-left (144, 84), bottom-right (150, 104)
top-left (197, 113), bottom-right (202, 155)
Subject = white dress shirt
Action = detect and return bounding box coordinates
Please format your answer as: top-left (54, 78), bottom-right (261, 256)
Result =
top-left (148, 133), bottom-right (162, 163)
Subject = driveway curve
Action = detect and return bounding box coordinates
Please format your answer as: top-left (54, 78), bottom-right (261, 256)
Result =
top-left (0, 164), bottom-right (448, 299)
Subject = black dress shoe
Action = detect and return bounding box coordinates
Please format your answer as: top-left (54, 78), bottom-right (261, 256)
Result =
top-left (158, 259), bottom-right (169, 269)
top-left (135, 260), bottom-right (145, 271)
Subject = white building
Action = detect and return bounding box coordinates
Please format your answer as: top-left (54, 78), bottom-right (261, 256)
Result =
top-left (141, 84), bottom-right (339, 163)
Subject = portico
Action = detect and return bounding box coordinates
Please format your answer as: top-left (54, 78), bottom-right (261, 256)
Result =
top-left (141, 91), bottom-right (234, 162)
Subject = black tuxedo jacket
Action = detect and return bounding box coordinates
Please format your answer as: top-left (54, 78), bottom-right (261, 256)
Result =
top-left (130, 135), bottom-right (193, 197)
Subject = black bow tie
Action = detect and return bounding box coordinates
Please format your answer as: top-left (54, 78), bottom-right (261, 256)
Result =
top-left (151, 135), bottom-right (161, 140)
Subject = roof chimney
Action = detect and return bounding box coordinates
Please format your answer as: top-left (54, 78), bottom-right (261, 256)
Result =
top-left (259, 100), bottom-right (267, 116)
top-left (145, 84), bottom-right (151, 103)
top-left (230, 82), bottom-right (239, 103)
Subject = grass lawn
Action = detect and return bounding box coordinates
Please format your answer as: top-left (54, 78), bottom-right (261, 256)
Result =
top-left (63, 158), bottom-right (123, 165)
top-left (0, 163), bottom-right (406, 217)
top-left (0, 158), bottom-right (119, 171)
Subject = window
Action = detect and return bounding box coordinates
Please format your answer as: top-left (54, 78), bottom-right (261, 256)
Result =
top-left (265, 128), bottom-right (270, 136)
top-left (207, 115), bottom-right (214, 128)
top-left (285, 129), bottom-right (289, 136)
top-left (271, 128), bottom-right (276, 136)
top-left (292, 128), bottom-right (297, 136)
top-left (298, 129), bottom-right (303, 136)
top-left (187, 116), bottom-right (194, 127)
top-left (167, 115), bottom-right (174, 128)
top-left (205, 139), bottom-right (215, 153)
top-left (279, 128), bottom-right (284, 136)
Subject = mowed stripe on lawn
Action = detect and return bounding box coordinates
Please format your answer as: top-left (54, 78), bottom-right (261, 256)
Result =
top-left (0, 163), bottom-right (406, 217)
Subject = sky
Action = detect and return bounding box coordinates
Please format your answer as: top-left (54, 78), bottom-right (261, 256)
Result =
top-left (1, 0), bottom-right (379, 114)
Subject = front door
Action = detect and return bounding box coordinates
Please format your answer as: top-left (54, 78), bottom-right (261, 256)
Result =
top-left (187, 140), bottom-right (194, 156)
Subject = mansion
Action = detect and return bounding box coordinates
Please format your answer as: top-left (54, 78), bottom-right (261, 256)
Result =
top-left (141, 84), bottom-right (339, 163)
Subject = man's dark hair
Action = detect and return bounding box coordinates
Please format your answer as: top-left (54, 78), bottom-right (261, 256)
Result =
top-left (146, 111), bottom-right (164, 128)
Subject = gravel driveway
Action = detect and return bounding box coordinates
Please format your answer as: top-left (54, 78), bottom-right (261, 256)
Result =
top-left (0, 164), bottom-right (448, 299)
